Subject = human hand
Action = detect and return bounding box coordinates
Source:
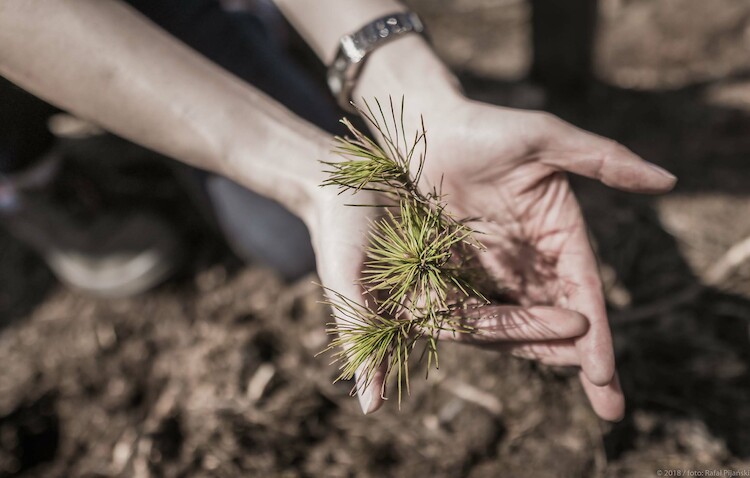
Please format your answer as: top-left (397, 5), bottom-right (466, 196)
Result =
top-left (311, 189), bottom-right (593, 415)
top-left (308, 108), bottom-right (641, 415)
top-left (347, 36), bottom-right (676, 420)
top-left (375, 95), bottom-right (676, 421)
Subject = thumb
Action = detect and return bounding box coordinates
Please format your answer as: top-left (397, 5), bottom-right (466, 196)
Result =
top-left (318, 252), bottom-right (389, 415)
top-left (320, 280), bottom-right (388, 415)
top-left (355, 357), bottom-right (387, 415)
top-left (537, 114), bottom-right (677, 194)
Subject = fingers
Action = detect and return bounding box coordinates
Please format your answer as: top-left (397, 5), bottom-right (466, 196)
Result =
top-left (580, 370), bottom-right (626, 422)
top-left (440, 305), bottom-right (588, 343)
top-left (562, 257), bottom-right (625, 420)
top-left (495, 340), bottom-right (627, 422)
top-left (573, 284), bottom-right (615, 386)
top-left (448, 328), bottom-right (581, 368)
top-left (538, 114), bottom-right (677, 194)
top-left (354, 359), bottom-right (387, 415)
top-left (506, 340), bottom-right (580, 366)
top-left (316, 226), bottom-right (387, 415)
top-left (558, 225), bottom-right (617, 386)
top-left (441, 306), bottom-right (588, 367)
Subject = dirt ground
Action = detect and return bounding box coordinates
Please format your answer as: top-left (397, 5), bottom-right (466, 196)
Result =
top-left (2, 1), bottom-right (750, 476)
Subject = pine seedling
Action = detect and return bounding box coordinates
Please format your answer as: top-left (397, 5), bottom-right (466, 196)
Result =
top-left (363, 199), bottom-right (477, 314)
top-left (319, 97), bottom-right (488, 405)
top-left (319, 287), bottom-right (419, 404)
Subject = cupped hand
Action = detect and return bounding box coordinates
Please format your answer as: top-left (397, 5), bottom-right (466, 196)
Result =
top-left (392, 97), bottom-right (677, 421)
top-left (310, 152), bottom-right (599, 416)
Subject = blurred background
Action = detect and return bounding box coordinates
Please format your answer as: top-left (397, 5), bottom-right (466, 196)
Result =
top-left (1, 0), bottom-right (750, 476)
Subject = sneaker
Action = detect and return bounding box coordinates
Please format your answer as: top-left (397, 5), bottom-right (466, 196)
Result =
top-left (0, 153), bottom-right (183, 298)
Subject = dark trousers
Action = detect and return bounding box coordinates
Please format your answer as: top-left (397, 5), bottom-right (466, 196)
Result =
top-left (0, 79), bottom-right (57, 174)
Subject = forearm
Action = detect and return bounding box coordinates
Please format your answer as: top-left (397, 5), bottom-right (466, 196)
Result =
top-left (0, 0), bottom-right (328, 223)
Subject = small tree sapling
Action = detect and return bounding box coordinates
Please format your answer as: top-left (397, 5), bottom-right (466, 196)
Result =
top-left (319, 97), bottom-right (489, 405)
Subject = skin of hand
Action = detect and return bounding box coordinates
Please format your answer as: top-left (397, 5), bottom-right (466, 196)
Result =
top-left (309, 175), bottom-right (594, 417)
top-left (346, 48), bottom-right (677, 419)
top-left (416, 98), bottom-right (676, 422)
top-left (329, 98), bottom-right (677, 420)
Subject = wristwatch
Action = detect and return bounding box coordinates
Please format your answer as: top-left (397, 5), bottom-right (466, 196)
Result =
top-left (327, 11), bottom-right (425, 113)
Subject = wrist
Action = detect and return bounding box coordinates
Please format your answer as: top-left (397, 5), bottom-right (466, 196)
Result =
top-left (352, 35), bottom-right (464, 115)
top-left (351, 35), bottom-right (466, 188)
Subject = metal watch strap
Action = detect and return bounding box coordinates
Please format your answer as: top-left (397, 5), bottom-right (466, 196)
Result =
top-left (327, 12), bottom-right (425, 113)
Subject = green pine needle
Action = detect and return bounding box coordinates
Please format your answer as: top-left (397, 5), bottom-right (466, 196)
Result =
top-left (363, 199), bottom-right (476, 314)
top-left (317, 286), bottom-right (418, 403)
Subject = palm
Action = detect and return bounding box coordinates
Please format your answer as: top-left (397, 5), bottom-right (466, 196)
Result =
top-left (447, 169), bottom-right (583, 307)
top-left (435, 147), bottom-right (606, 364)
top-left (319, 100), bottom-right (675, 420)
top-left (413, 102), bottom-right (676, 420)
